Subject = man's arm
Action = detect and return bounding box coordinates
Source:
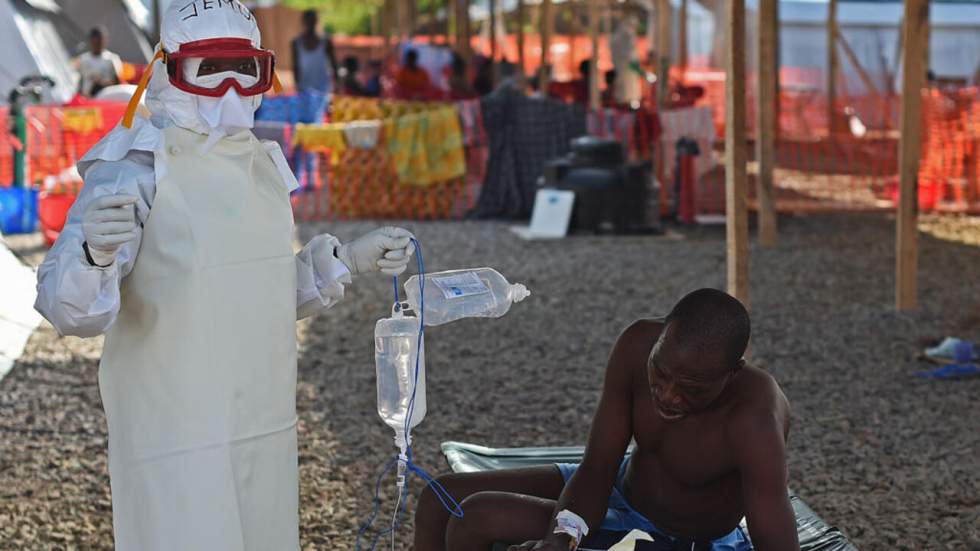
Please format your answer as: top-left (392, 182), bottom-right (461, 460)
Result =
top-left (533, 322), bottom-right (650, 548)
top-left (730, 402), bottom-right (799, 551)
top-left (110, 54), bottom-right (122, 86)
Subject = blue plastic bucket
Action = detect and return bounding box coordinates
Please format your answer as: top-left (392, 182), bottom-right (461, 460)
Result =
top-left (0, 187), bottom-right (39, 235)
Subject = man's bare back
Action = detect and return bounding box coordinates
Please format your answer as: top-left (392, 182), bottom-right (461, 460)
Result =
top-left (414, 289), bottom-right (800, 551)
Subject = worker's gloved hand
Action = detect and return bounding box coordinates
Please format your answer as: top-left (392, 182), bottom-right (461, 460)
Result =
top-left (81, 194), bottom-right (139, 268)
top-left (336, 227), bottom-right (416, 276)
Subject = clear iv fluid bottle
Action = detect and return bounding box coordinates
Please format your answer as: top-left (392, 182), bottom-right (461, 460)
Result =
top-left (375, 308), bottom-right (426, 433)
top-left (404, 267), bottom-right (531, 327)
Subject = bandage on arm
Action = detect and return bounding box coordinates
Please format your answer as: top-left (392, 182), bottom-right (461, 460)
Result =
top-left (553, 509), bottom-right (590, 549)
top-left (544, 322), bottom-right (648, 544)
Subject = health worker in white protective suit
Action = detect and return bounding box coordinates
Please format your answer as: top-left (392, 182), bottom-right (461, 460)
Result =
top-left (34, 2), bottom-right (414, 549)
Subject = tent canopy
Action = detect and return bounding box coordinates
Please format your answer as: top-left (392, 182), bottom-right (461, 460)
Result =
top-left (0, 0), bottom-right (76, 104)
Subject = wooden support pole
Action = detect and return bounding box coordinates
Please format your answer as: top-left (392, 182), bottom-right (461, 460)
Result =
top-left (382, 0), bottom-right (393, 54)
top-left (656, 0), bottom-right (671, 108)
top-left (896, 0), bottom-right (928, 311)
top-left (679, 0), bottom-right (689, 69)
top-left (449, 0), bottom-right (458, 46)
top-left (589, 0), bottom-right (601, 111)
top-left (827, 0), bottom-right (839, 135)
top-left (646, 1), bottom-right (656, 66)
top-left (408, 0), bottom-right (417, 38)
top-left (517, 0), bottom-right (526, 90)
top-left (539, 0), bottom-right (553, 92)
top-left (517, 0), bottom-right (527, 90)
top-left (457, 0), bottom-right (472, 61)
top-left (756, 0), bottom-right (777, 247)
top-left (395, 0), bottom-right (405, 41)
top-left (489, 0), bottom-right (498, 83)
top-left (726, 0), bottom-right (749, 306)
top-left (774, 0), bottom-right (780, 134)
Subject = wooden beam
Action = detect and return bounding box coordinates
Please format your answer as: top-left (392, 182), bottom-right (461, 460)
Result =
top-left (489, 0), bottom-right (498, 83)
top-left (656, 0), bottom-right (671, 109)
top-left (408, 0), bottom-right (417, 38)
top-left (539, 0), bottom-right (553, 92)
top-left (774, 0), bottom-right (780, 133)
top-left (836, 28), bottom-right (880, 97)
top-left (896, 0), bottom-right (928, 311)
top-left (449, 0), bottom-right (458, 47)
top-left (646, 1), bottom-right (656, 66)
top-left (756, 0), bottom-right (778, 247)
top-left (679, 0), bottom-right (689, 69)
top-left (589, 0), bottom-right (601, 110)
top-left (726, 0), bottom-right (749, 306)
top-left (382, 0), bottom-right (393, 54)
top-left (517, 0), bottom-right (526, 90)
top-left (459, 0), bottom-right (472, 62)
top-left (395, 0), bottom-right (405, 41)
top-left (827, 0), bottom-right (839, 135)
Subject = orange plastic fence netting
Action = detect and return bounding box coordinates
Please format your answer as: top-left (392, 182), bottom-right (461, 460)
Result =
top-left (919, 88), bottom-right (980, 213)
top-left (0, 108), bottom-right (14, 187)
top-left (24, 102), bottom-right (128, 185)
top-left (18, 87), bottom-right (976, 221)
top-left (669, 66), bottom-right (980, 215)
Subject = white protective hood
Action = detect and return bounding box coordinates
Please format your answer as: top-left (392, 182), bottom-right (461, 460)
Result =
top-left (146, 0), bottom-right (264, 138)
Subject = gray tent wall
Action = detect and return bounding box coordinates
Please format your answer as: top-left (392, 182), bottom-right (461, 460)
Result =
top-left (55, 0), bottom-right (153, 63)
top-left (0, 0), bottom-right (77, 103)
top-left (779, 0), bottom-right (980, 93)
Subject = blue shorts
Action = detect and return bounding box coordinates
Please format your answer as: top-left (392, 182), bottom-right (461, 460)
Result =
top-left (555, 459), bottom-right (753, 551)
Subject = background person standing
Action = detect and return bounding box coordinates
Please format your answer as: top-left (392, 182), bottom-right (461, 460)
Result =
top-left (291, 9), bottom-right (337, 102)
top-left (290, 9), bottom-right (338, 187)
top-left (75, 27), bottom-right (122, 98)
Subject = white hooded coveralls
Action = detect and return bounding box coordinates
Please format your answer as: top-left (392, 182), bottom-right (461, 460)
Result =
top-left (34, 2), bottom-right (345, 549)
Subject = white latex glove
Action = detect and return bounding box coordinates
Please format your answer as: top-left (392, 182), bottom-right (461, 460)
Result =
top-left (336, 227), bottom-right (416, 276)
top-left (81, 194), bottom-right (139, 267)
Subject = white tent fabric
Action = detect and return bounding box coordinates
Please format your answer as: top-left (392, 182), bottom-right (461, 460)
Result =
top-left (56, 0), bottom-right (153, 63)
top-left (778, 1), bottom-right (980, 92)
top-left (0, 0), bottom-right (76, 104)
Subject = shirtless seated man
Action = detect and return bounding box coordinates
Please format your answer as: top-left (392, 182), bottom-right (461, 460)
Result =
top-left (414, 288), bottom-right (799, 551)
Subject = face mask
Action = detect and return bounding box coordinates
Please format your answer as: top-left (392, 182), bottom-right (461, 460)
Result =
top-left (189, 70), bottom-right (261, 151)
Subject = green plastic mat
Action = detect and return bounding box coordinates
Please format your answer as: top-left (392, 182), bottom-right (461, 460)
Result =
top-left (441, 441), bottom-right (858, 551)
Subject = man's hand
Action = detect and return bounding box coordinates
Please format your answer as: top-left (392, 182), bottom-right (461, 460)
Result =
top-left (82, 194), bottom-right (139, 267)
top-left (508, 533), bottom-right (574, 551)
top-left (335, 226), bottom-right (415, 276)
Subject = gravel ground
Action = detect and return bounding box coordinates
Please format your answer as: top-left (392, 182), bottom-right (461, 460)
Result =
top-left (2, 213), bottom-right (979, 551)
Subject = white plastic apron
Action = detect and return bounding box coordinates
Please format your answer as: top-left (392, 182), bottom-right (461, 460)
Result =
top-left (99, 126), bottom-right (299, 551)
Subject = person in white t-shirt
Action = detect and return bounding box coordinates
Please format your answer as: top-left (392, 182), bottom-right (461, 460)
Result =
top-left (75, 27), bottom-right (122, 97)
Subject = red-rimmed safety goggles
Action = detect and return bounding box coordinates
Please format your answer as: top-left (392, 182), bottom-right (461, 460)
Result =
top-left (164, 38), bottom-right (276, 97)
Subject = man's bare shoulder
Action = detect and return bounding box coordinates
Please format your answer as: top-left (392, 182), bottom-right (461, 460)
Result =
top-left (612, 318), bottom-right (665, 360)
top-left (618, 317), bottom-right (666, 349)
top-left (605, 318), bottom-right (666, 381)
top-left (726, 365), bottom-right (792, 439)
